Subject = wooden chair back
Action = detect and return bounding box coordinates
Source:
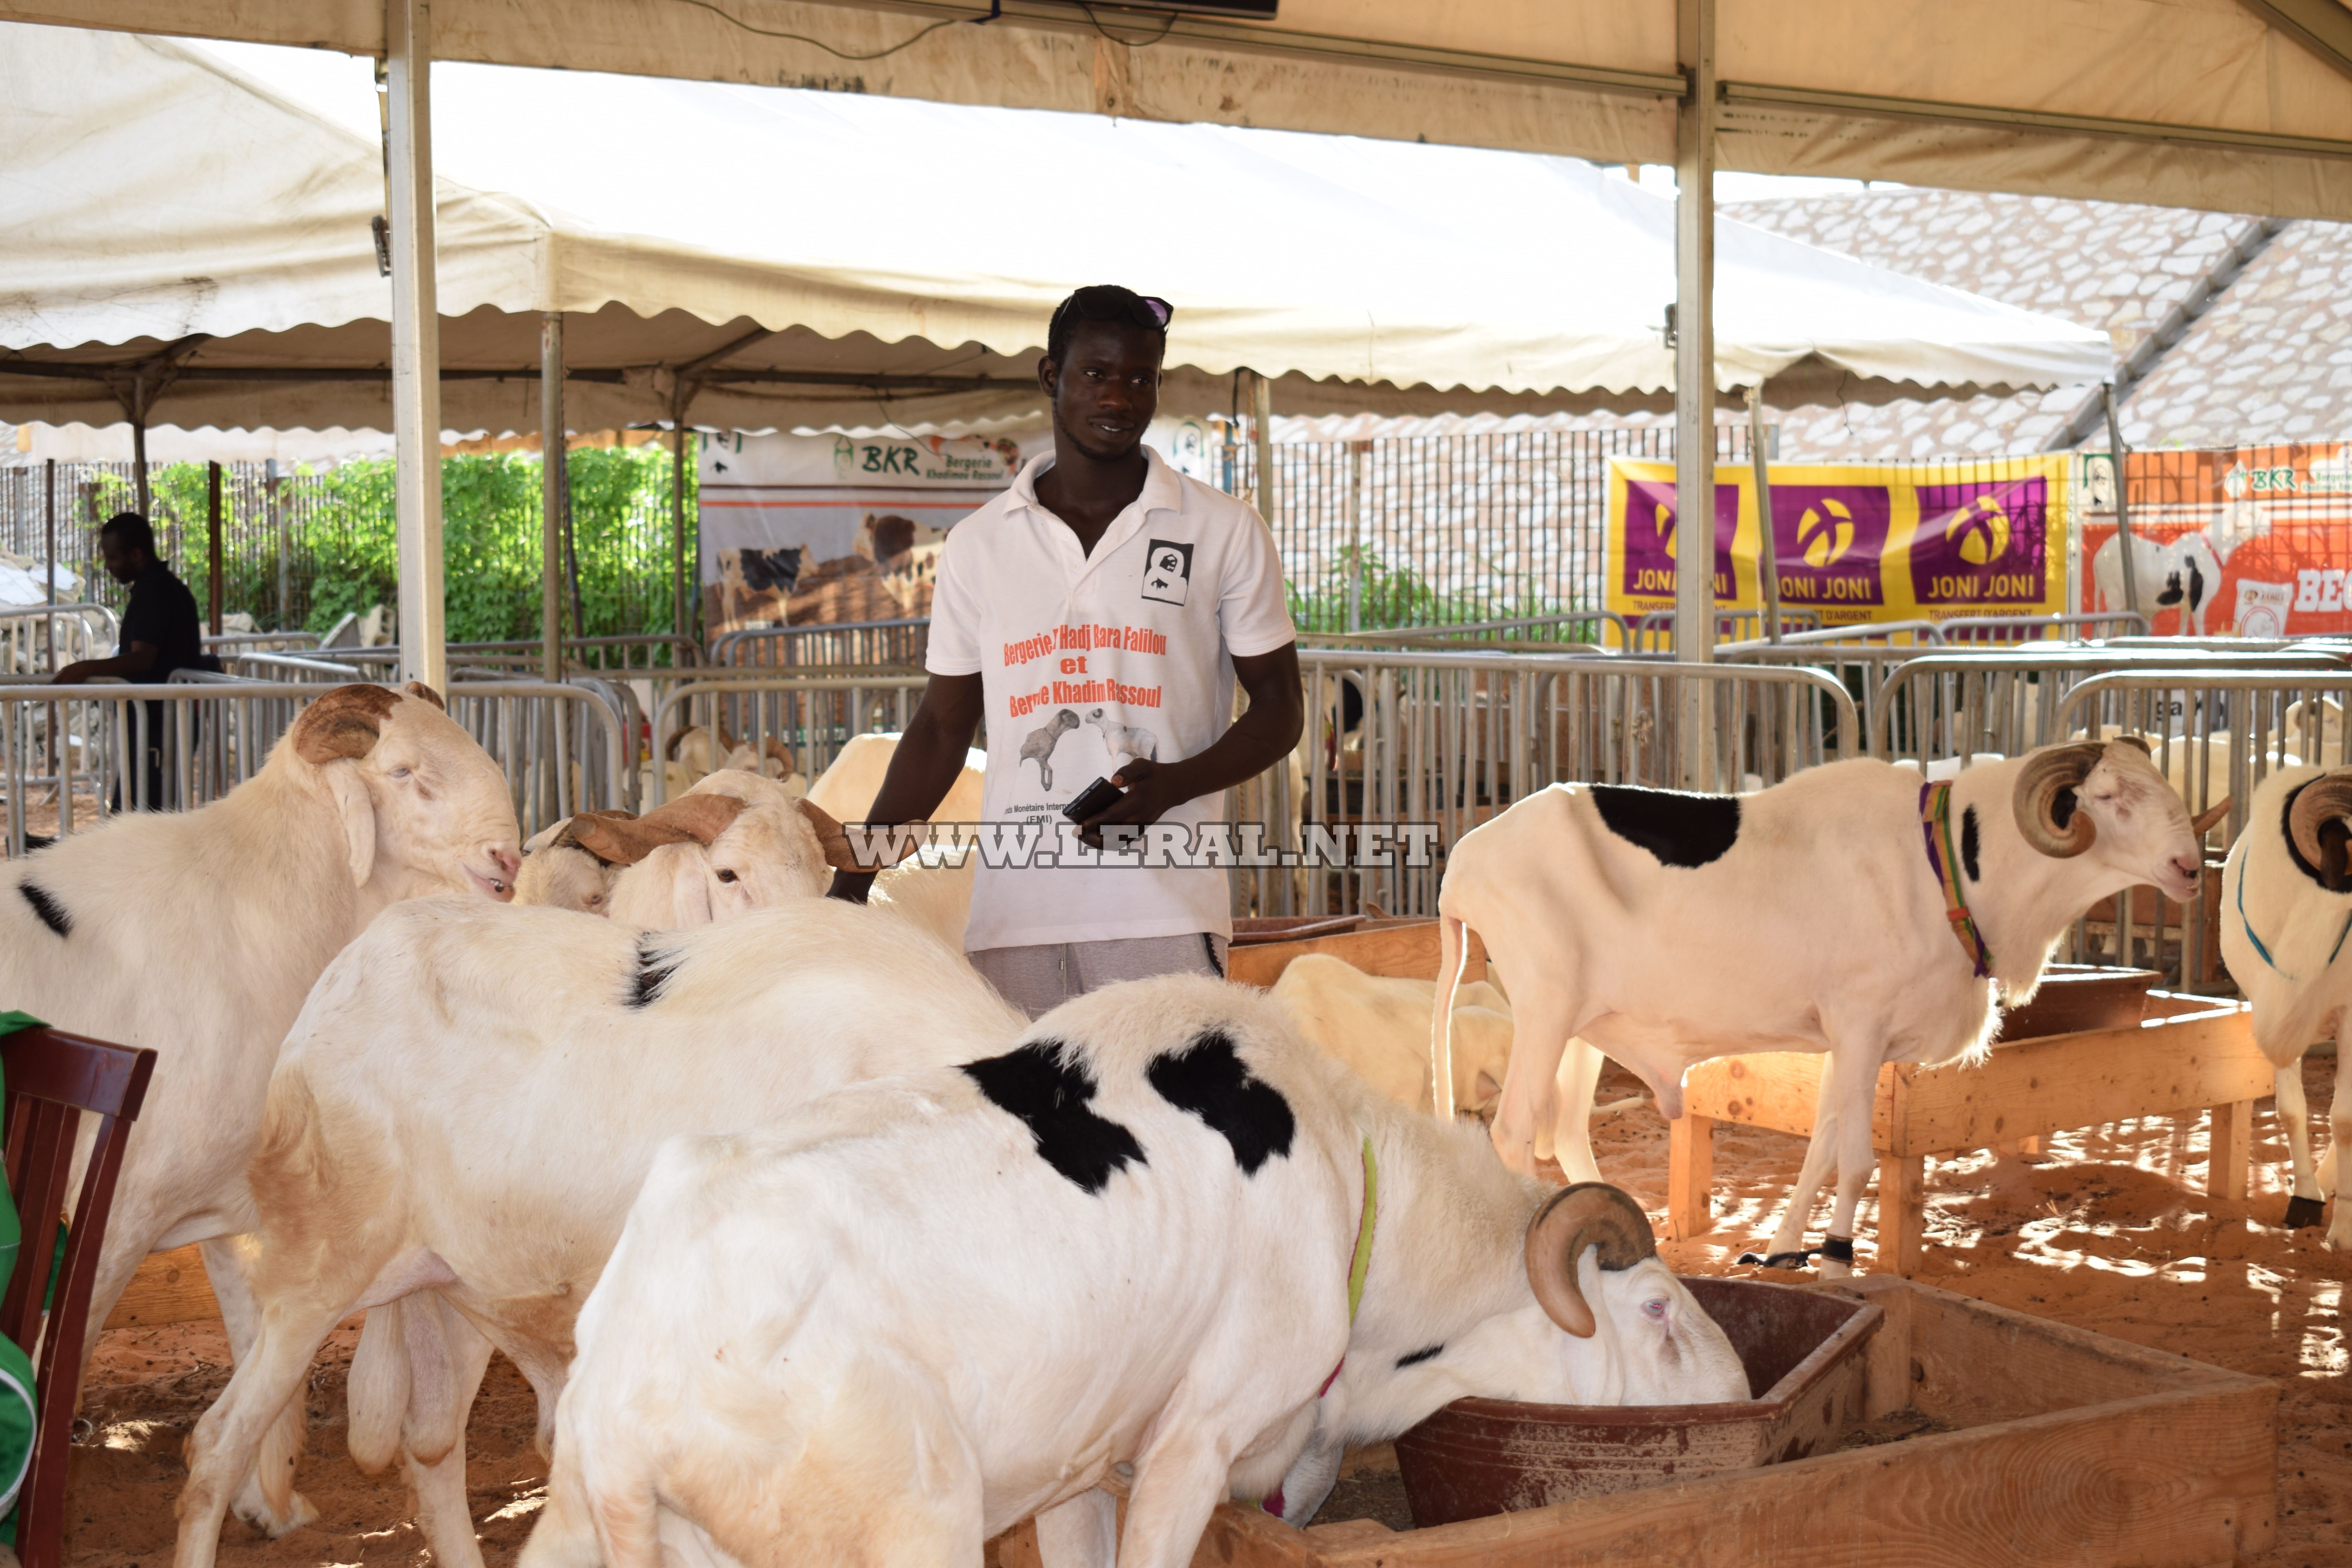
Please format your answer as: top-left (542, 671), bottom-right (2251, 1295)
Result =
top-left (0, 1027), bottom-right (156, 1568)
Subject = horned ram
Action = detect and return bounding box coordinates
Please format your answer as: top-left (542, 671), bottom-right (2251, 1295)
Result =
top-left (1436, 739), bottom-right (2218, 1273)
top-left (508, 978), bottom-right (1741, 1568)
top-left (2219, 764), bottom-right (2352, 1249)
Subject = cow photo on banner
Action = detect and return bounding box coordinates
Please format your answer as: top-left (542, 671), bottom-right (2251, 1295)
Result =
top-left (2077, 445), bottom-right (2352, 637)
top-left (1602, 455), bottom-right (2072, 632)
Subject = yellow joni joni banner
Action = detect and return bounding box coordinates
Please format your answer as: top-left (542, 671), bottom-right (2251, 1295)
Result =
top-left (1602, 455), bottom-right (2072, 630)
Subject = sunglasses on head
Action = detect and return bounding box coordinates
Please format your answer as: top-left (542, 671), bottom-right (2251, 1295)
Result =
top-left (1136, 296), bottom-right (1173, 328)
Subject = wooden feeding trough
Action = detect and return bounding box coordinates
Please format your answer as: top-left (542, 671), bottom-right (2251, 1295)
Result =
top-left (1225, 916), bottom-right (1486, 990)
top-left (1670, 973), bottom-right (2269, 1274)
top-left (1391, 1278), bottom-right (1880, 1524)
top-left (987, 1278), bottom-right (2277, 1568)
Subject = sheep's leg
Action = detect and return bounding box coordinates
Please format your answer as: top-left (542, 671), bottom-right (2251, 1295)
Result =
top-left (2329, 1046), bottom-right (2352, 1253)
top-left (1489, 983), bottom-right (1579, 1176)
top-left (201, 1236), bottom-right (319, 1537)
top-left (512, 1451), bottom-right (613, 1568)
top-left (2277, 1059), bottom-right (2327, 1229)
top-left (1120, 1428), bottom-right (1239, 1568)
top-left (1033, 1488), bottom-right (1118, 1568)
top-left (1756, 1054), bottom-right (1842, 1265)
top-left (1817, 1045), bottom-right (1886, 1279)
top-left (1540, 1037), bottom-right (1606, 1184)
top-left (406, 1301), bottom-right (498, 1568)
top-left (175, 1293), bottom-right (352, 1568)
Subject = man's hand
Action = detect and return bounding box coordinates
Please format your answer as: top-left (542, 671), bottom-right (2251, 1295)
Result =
top-left (1076, 757), bottom-right (1193, 848)
top-left (826, 869), bottom-right (878, 904)
top-left (52, 662), bottom-right (91, 686)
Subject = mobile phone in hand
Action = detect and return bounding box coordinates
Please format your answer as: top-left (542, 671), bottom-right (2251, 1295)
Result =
top-left (1062, 776), bottom-right (1125, 823)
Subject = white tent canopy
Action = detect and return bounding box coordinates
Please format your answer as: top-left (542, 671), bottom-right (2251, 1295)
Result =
top-left (5, 0), bottom-right (2349, 221)
top-left (0, 25), bottom-right (2111, 438)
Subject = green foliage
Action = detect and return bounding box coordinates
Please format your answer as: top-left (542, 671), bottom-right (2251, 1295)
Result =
top-left (95, 448), bottom-right (686, 644)
top-left (1289, 546), bottom-right (1599, 641)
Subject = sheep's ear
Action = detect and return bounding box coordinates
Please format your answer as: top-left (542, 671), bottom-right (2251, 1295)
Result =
top-left (324, 761), bottom-right (377, 886)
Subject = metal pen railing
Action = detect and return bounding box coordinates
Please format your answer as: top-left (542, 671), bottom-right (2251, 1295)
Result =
top-left (0, 678), bottom-right (626, 853)
top-left (1869, 646), bottom-right (2352, 765)
top-left (710, 619), bottom-right (930, 672)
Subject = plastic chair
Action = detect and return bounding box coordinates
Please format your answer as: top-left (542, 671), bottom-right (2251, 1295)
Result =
top-left (0, 1028), bottom-right (156, 1568)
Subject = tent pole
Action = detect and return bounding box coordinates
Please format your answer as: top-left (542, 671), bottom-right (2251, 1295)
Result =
top-left (206, 459), bottom-right (223, 637)
top-left (541, 312), bottom-right (564, 681)
top-left (1674, 0), bottom-right (1717, 786)
top-left (44, 458), bottom-right (56, 672)
top-left (2103, 382), bottom-right (2142, 624)
top-left (1747, 386), bottom-right (1778, 644)
top-left (130, 380), bottom-right (150, 517)
top-left (1251, 371), bottom-right (1275, 528)
top-left (386, 0), bottom-right (446, 694)
top-left (671, 395), bottom-right (691, 657)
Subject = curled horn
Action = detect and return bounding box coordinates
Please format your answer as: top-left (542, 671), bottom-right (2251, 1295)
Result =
top-left (798, 798), bottom-right (923, 873)
top-left (1523, 1182), bottom-right (1658, 1340)
top-left (2289, 771), bottom-right (2352, 891)
top-left (402, 680), bottom-right (446, 711)
top-left (290, 684), bottom-right (400, 764)
top-left (568, 795), bottom-right (745, 866)
top-left (764, 735), bottom-right (797, 773)
top-left (2012, 742), bottom-right (2107, 858)
top-left (2190, 797), bottom-right (2233, 839)
top-left (552, 808), bottom-right (639, 862)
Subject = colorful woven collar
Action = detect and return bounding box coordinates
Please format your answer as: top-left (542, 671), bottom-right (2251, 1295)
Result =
top-left (1920, 782), bottom-right (1992, 980)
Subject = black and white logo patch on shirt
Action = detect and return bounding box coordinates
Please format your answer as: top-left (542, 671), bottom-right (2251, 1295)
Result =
top-left (1142, 539), bottom-right (1194, 606)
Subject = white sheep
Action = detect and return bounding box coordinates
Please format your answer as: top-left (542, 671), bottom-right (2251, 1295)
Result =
top-left (170, 897), bottom-right (1028, 1568)
top-left (0, 682), bottom-right (518, 1536)
top-left (804, 730), bottom-right (987, 828)
top-left (1270, 953), bottom-right (1514, 1115)
top-left (506, 979), bottom-right (1743, 1567)
top-left (2220, 765), bottom-right (2352, 1248)
top-left (1437, 740), bottom-right (2213, 1274)
top-left (513, 809), bottom-right (638, 914)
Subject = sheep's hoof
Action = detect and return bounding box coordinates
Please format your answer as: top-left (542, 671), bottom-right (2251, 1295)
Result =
top-left (1815, 1257), bottom-right (1855, 1280)
top-left (232, 1484), bottom-right (319, 1539)
top-left (2284, 1195), bottom-right (2328, 1230)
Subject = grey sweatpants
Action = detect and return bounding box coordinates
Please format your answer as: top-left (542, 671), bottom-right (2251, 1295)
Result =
top-left (969, 933), bottom-right (1231, 1021)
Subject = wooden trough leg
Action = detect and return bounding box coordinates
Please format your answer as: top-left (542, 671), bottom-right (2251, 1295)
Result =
top-left (1875, 1154), bottom-right (1925, 1276)
top-left (1666, 1114), bottom-right (1714, 1241)
top-left (2208, 1099), bottom-right (2254, 1202)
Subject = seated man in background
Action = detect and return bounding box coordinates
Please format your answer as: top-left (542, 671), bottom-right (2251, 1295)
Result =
top-left (54, 511), bottom-right (210, 809)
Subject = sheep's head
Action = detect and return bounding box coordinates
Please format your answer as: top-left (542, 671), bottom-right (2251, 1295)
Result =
top-left (592, 770), bottom-right (906, 928)
top-left (284, 682), bottom-right (521, 900)
top-left (2012, 737), bottom-right (2208, 902)
top-left (1523, 1183), bottom-right (1747, 1404)
top-left (514, 809), bottom-right (639, 913)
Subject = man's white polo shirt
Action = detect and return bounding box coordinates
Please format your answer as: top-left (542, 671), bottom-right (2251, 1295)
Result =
top-left (927, 446), bottom-right (1295, 952)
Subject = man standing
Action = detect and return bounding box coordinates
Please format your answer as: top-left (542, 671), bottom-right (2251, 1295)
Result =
top-left (55, 511), bottom-right (209, 808)
top-left (829, 285), bottom-right (1303, 1018)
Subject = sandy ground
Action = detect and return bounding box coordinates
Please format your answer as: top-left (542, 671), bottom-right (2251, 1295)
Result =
top-left (68, 1056), bottom-right (2351, 1568)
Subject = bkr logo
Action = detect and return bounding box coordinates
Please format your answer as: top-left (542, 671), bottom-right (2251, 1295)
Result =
top-left (1654, 502), bottom-right (1677, 559)
top-left (1142, 539), bottom-right (1194, 606)
top-left (1947, 495), bottom-right (2012, 566)
top-left (1796, 497), bottom-right (1857, 568)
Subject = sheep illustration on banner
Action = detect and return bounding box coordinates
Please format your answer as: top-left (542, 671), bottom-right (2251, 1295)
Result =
top-left (1602, 454), bottom-right (2071, 634)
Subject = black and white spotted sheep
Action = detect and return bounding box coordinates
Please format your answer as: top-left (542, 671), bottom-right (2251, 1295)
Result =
top-left (517, 976), bottom-right (1744, 1568)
